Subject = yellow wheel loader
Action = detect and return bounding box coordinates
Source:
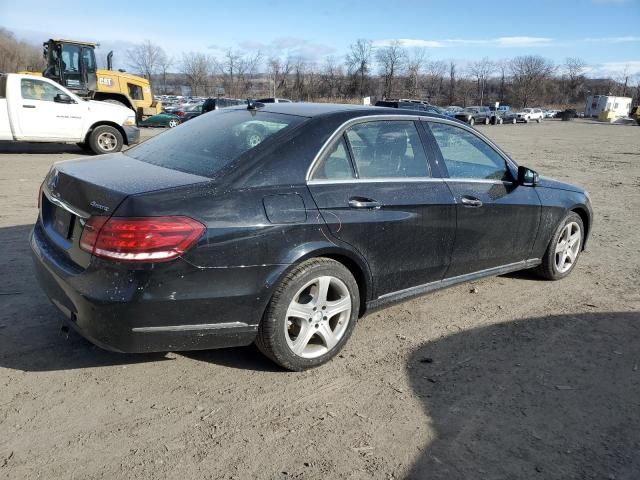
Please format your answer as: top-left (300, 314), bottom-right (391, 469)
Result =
top-left (23, 39), bottom-right (161, 119)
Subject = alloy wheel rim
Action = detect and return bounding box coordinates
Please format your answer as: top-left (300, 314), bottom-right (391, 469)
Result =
top-left (284, 276), bottom-right (352, 359)
top-left (555, 222), bottom-right (581, 273)
top-left (97, 132), bottom-right (117, 151)
top-left (169, 120), bottom-right (178, 127)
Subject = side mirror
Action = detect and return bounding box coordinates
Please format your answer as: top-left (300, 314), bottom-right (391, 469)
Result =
top-left (54, 93), bottom-right (74, 104)
top-left (518, 165), bottom-right (539, 186)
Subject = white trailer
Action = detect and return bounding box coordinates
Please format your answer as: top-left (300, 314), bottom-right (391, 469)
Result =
top-left (585, 95), bottom-right (632, 118)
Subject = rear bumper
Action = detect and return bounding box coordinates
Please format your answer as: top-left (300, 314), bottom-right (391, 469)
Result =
top-left (30, 223), bottom-right (274, 353)
top-left (123, 125), bottom-right (140, 145)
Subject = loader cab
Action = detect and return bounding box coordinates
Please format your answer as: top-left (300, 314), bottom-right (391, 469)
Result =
top-left (43, 39), bottom-right (97, 96)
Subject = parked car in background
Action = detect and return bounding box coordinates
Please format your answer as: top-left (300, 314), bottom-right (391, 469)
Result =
top-left (454, 106), bottom-right (493, 125)
top-left (544, 109), bottom-right (559, 118)
top-left (512, 108), bottom-right (545, 123)
top-left (0, 73), bottom-right (139, 155)
top-left (139, 112), bottom-right (181, 128)
top-left (176, 103), bottom-right (204, 122)
top-left (31, 103), bottom-right (592, 371)
top-left (257, 98), bottom-right (292, 103)
top-left (202, 97), bottom-right (246, 113)
top-left (375, 99), bottom-right (442, 114)
top-left (442, 106), bottom-right (464, 117)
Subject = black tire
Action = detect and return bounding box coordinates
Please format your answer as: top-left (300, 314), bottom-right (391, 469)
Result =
top-left (469, 117), bottom-right (475, 126)
top-left (536, 117), bottom-right (542, 123)
top-left (88, 125), bottom-right (124, 155)
top-left (256, 257), bottom-right (360, 371)
top-left (536, 212), bottom-right (584, 280)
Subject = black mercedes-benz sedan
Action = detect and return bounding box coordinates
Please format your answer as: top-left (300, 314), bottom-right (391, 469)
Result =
top-left (31, 103), bottom-right (592, 370)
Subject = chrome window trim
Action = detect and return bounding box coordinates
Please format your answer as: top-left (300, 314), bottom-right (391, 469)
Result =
top-left (307, 176), bottom-right (511, 186)
top-left (307, 177), bottom-right (445, 185)
top-left (305, 114), bottom-right (519, 183)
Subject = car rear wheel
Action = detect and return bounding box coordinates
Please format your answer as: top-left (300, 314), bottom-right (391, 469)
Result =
top-left (256, 258), bottom-right (359, 371)
top-left (469, 117), bottom-right (475, 126)
top-left (537, 117), bottom-right (542, 123)
top-left (484, 117), bottom-right (490, 125)
top-left (512, 118), bottom-right (517, 124)
top-left (88, 125), bottom-right (124, 155)
top-left (536, 212), bottom-right (584, 280)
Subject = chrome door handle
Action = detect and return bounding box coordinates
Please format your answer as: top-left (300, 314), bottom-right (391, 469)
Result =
top-left (461, 196), bottom-right (483, 207)
top-left (22, 105), bottom-right (36, 108)
top-left (348, 197), bottom-right (381, 209)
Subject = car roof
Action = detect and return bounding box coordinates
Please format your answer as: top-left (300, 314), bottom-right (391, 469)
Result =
top-left (229, 102), bottom-right (448, 119)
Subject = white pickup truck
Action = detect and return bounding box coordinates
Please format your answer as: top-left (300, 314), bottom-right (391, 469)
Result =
top-left (0, 73), bottom-right (140, 154)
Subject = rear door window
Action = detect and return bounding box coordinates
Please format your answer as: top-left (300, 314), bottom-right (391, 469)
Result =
top-left (345, 120), bottom-right (430, 178)
top-left (125, 110), bottom-right (306, 178)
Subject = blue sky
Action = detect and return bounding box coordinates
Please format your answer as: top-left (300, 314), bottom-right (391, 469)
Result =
top-left (1, 0), bottom-right (639, 76)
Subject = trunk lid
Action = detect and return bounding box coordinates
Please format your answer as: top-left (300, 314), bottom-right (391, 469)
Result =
top-left (39, 153), bottom-right (211, 268)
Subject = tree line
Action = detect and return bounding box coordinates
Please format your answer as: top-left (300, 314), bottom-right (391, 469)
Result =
top-left (1, 28), bottom-right (638, 108)
top-left (129, 39), bottom-right (640, 108)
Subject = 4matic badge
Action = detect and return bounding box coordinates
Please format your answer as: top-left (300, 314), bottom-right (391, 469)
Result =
top-left (90, 201), bottom-right (110, 212)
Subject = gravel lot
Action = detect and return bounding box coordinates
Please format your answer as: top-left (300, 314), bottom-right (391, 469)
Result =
top-left (1, 120), bottom-right (639, 479)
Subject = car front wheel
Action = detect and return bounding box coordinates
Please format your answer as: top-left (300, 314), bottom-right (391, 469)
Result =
top-left (469, 117), bottom-right (475, 126)
top-left (256, 258), bottom-right (360, 371)
top-left (536, 212), bottom-right (584, 280)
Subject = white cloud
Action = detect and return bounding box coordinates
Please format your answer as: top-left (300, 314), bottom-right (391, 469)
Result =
top-left (586, 60), bottom-right (640, 77)
top-left (584, 36), bottom-right (640, 43)
top-left (373, 36), bottom-right (554, 49)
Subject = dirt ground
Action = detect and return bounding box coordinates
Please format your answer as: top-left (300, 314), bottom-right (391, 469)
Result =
top-left (1, 120), bottom-right (639, 480)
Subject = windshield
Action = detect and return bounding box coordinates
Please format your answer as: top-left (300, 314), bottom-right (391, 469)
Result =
top-left (522, 108), bottom-right (533, 112)
top-left (125, 109), bottom-right (306, 178)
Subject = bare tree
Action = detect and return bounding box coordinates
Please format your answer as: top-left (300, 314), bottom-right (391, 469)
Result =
top-left (510, 55), bottom-right (555, 107)
top-left (376, 41), bottom-right (406, 99)
top-left (447, 61), bottom-right (456, 106)
top-left (181, 52), bottom-right (213, 96)
top-left (156, 52), bottom-right (173, 94)
top-left (0, 28), bottom-right (44, 73)
top-left (424, 60), bottom-right (447, 103)
top-left (126, 40), bottom-right (165, 81)
top-left (321, 56), bottom-right (344, 98)
top-left (405, 48), bottom-right (427, 98)
top-left (495, 59), bottom-right (509, 103)
top-left (345, 39), bottom-right (373, 98)
top-left (267, 56), bottom-right (293, 97)
top-left (469, 57), bottom-right (493, 105)
top-left (564, 57), bottom-right (587, 102)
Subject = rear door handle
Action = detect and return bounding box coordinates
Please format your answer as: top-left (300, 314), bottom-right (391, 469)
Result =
top-left (348, 197), bottom-right (381, 209)
top-left (460, 196), bottom-right (483, 208)
top-left (22, 105), bottom-right (36, 108)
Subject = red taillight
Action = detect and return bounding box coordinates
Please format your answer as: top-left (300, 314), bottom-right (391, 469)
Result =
top-left (80, 216), bottom-right (205, 263)
top-left (176, 111), bottom-right (184, 117)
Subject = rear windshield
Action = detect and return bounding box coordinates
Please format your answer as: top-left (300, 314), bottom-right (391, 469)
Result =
top-left (125, 109), bottom-right (305, 178)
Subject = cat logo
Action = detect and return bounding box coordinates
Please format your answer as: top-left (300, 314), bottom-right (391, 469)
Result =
top-left (98, 77), bottom-right (113, 87)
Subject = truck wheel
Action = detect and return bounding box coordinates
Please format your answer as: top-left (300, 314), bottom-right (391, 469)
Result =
top-left (89, 126), bottom-right (124, 155)
top-left (484, 117), bottom-right (490, 125)
top-left (469, 117), bottom-right (475, 126)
